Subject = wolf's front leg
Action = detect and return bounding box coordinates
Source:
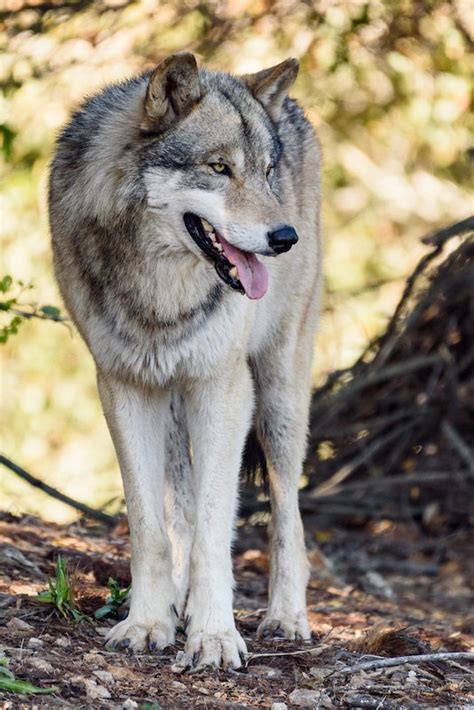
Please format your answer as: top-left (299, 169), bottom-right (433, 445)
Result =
top-left (184, 364), bottom-right (254, 670)
top-left (97, 373), bottom-right (176, 653)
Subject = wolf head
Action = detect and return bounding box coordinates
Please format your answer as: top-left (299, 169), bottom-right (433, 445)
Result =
top-left (140, 53), bottom-right (300, 300)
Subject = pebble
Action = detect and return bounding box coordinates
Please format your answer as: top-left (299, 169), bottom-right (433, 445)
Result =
top-left (122, 700), bottom-right (138, 709)
top-left (171, 681), bottom-right (187, 692)
top-left (54, 635), bottom-right (71, 648)
top-left (6, 618), bottom-right (33, 632)
top-left (28, 658), bottom-right (54, 674)
top-left (84, 679), bottom-right (111, 700)
top-left (271, 703), bottom-right (288, 710)
top-left (251, 665), bottom-right (283, 679)
top-left (289, 688), bottom-right (333, 707)
top-left (27, 637), bottom-right (44, 650)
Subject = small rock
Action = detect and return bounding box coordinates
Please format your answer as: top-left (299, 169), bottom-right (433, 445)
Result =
top-left (310, 666), bottom-right (332, 683)
top-left (27, 637), bottom-right (44, 650)
top-left (272, 703), bottom-right (288, 710)
top-left (6, 618), bottom-right (33, 632)
top-left (289, 688), bottom-right (331, 707)
top-left (122, 700), bottom-right (138, 709)
top-left (54, 636), bottom-right (70, 648)
top-left (28, 658), bottom-right (54, 674)
top-left (84, 679), bottom-right (111, 700)
top-left (171, 681), bottom-right (187, 692)
top-left (250, 664), bottom-right (282, 679)
top-left (94, 670), bottom-right (114, 685)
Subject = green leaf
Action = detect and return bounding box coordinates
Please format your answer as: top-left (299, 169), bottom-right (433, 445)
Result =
top-left (0, 275), bottom-right (12, 293)
top-left (94, 604), bottom-right (113, 619)
top-left (0, 666), bottom-right (15, 680)
top-left (40, 305), bottom-right (61, 318)
top-left (0, 124), bottom-right (15, 161)
top-left (36, 590), bottom-right (54, 603)
top-left (0, 299), bottom-right (16, 311)
top-left (0, 656), bottom-right (57, 695)
top-left (0, 677), bottom-right (58, 694)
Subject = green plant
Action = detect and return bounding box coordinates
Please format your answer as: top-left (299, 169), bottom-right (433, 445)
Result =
top-left (0, 655), bottom-right (57, 695)
top-left (37, 556), bottom-right (86, 621)
top-left (94, 577), bottom-right (131, 619)
top-left (0, 274), bottom-right (65, 344)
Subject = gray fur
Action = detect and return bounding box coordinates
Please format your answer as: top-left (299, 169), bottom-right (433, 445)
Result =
top-left (49, 53), bottom-right (322, 668)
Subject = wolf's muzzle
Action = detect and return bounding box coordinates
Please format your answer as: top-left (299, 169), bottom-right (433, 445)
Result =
top-left (268, 226), bottom-right (298, 254)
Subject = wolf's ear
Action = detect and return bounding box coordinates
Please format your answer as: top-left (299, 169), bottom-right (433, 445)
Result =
top-left (141, 52), bottom-right (202, 133)
top-left (241, 58), bottom-right (299, 121)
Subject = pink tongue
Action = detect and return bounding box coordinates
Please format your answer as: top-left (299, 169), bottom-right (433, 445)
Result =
top-left (218, 235), bottom-right (268, 300)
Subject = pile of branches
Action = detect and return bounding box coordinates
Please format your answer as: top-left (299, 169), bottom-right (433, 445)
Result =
top-left (302, 217), bottom-right (474, 527)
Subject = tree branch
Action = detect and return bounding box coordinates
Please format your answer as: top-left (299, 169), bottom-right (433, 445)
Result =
top-left (0, 454), bottom-right (118, 526)
top-left (335, 652), bottom-right (474, 676)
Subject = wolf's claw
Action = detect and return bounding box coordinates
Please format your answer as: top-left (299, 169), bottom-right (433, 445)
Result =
top-left (257, 614), bottom-right (310, 641)
top-left (105, 617), bottom-right (176, 654)
top-left (186, 629), bottom-right (247, 671)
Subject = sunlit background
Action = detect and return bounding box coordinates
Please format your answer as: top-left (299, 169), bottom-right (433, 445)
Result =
top-left (1, 0), bottom-right (472, 521)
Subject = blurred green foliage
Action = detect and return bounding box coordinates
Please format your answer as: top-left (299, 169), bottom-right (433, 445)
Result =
top-left (0, 274), bottom-right (64, 342)
top-left (1, 0), bottom-right (472, 520)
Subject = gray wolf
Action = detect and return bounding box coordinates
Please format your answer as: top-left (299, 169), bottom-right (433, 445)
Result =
top-left (49, 52), bottom-right (322, 670)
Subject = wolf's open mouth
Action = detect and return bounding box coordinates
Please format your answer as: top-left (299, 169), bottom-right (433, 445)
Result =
top-left (183, 213), bottom-right (268, 300)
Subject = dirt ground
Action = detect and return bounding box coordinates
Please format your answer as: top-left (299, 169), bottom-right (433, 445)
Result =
top-left (0, 512), bottom-right (473, 708)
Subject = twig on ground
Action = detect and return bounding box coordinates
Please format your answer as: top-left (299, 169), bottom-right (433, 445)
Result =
top-left (334, 652), bottom-right (474, 676)
top-left (245, 641), bottom-right (331, 667)
top-left (0, 455), bottom-right (118, 526)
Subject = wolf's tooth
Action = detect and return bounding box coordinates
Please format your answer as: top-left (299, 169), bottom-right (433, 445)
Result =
top-left (229, 266), bottom-right (238, 279)
top-left (215, 243), bottom-right (223, 252)
top-left (201, 218), bottom-right (213, 232)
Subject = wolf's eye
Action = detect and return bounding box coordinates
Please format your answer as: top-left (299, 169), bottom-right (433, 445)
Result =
top-left (210, 162), bottom-right (231, 176)
top-left (266, 164), bottom-right (274, 179)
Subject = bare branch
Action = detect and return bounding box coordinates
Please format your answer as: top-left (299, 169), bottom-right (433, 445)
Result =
top-left (335, 652), bottom-right (474, 676)
top-left (0, 455), bottom-right (118, 526)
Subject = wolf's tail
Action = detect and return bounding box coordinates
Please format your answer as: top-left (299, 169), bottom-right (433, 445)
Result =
top-left (241, 428), bottom-right (268, 486)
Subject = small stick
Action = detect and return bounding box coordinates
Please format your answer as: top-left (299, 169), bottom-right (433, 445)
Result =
top-left (246, 636), bottom-right (332, 667)
top-left (335, 652), bottom-right (474, 676)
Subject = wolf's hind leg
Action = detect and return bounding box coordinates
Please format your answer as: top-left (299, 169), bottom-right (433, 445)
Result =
top-left (252, 344), bottom-right (312, 641)
top-left (97, 373), bottom-right (177, 653)
top-left (165, 391), bottom-right (195, 616)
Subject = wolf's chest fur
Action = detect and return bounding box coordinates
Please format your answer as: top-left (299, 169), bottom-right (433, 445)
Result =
top-left (74, 244), bottom-right (254, 386)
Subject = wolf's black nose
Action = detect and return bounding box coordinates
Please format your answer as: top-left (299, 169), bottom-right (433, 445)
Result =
top-left (268, 226), bottom-right (299, 254)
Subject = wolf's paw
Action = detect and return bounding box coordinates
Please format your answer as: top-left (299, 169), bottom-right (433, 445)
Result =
top-left (105, 615), bottom-right (176, 653)
top-left (257, 612), bottom-right (311, 641)
top-left (186, 628), bottom-right (247, 670)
